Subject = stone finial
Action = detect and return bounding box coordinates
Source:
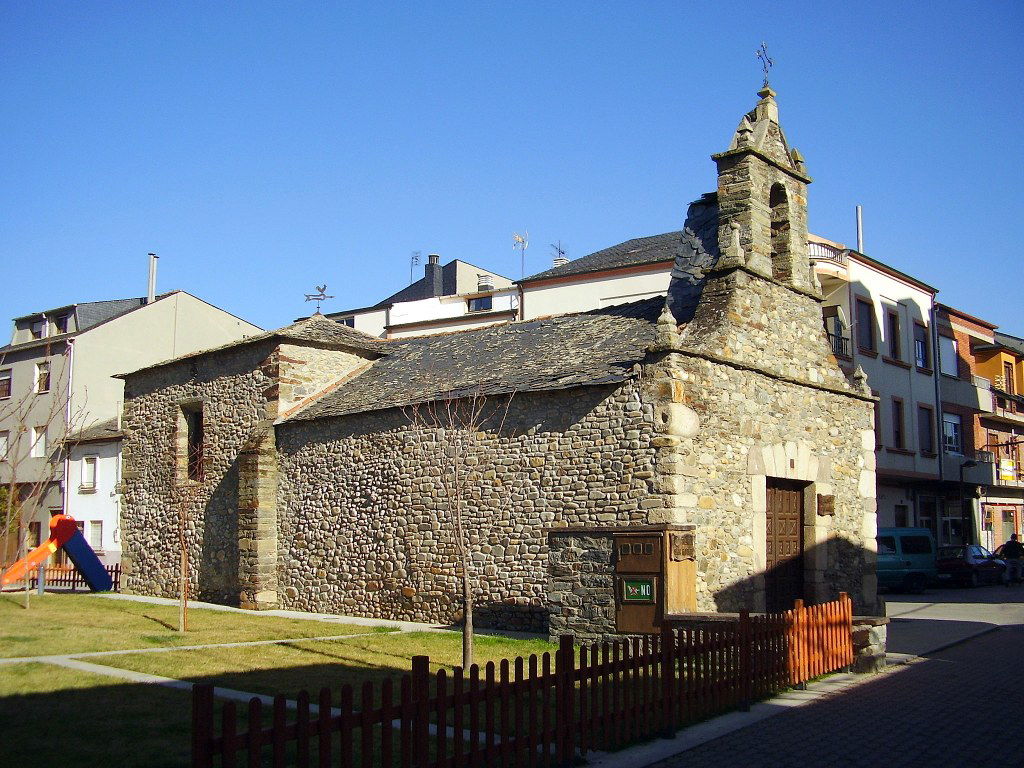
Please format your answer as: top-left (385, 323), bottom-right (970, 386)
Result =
top-left (730, 115), bottom-right (754, 149)
top-left (649, 301), bottom-right (682, 352)
top-left (852, 364), bottom-right (871, 394)
top-left (791, 147), bottom-right (807, 174)
top-left (755, 86), bottom-right (779, 123)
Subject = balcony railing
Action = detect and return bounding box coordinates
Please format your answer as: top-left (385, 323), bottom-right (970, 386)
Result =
top-left (809, 242), bottom-right (847, 265)
top-left (826, 332), bottom-right (851, 357)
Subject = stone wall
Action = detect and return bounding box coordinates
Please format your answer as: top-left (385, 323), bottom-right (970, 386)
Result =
top-left (274, 382), bottom-right (659, 631)
top-left (547, 532), bottom-right (616, 642)
top-left (120, 340), bottom-right (278, 603)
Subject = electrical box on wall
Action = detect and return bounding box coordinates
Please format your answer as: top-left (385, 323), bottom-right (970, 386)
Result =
top-left (613, 526), bottom-right (697, 634)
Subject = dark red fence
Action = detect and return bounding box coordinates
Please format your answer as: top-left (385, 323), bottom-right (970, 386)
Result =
top-left (2, 563), bottom-right (121, 592)
top-left (193, 594), bottom-right (853, 767)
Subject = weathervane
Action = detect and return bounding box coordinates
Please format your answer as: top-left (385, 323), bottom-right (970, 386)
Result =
top-left (304, 284), bottom-right (334, 313)
top-left (756, 41), bottom-right (773, 87)
top-left (512, 231), bottom-right (529, 279)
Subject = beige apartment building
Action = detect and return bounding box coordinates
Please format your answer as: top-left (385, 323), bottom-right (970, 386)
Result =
top-left (0, 291), bottom-right (261, 564)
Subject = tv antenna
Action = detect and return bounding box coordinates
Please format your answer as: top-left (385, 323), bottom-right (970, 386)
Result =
top-left (410, 251), bottom-right (421, 284)
top-left (304, 284), bottom-right (334, 313)
top-left (756, 41), bottom-right (773, 88)
top-left (550, 240), bottom-right (567, 261)
top-left (513, 231), bottom-right (529, 279)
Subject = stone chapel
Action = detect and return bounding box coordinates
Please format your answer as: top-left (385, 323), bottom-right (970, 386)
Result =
top-left (119, 86), bottom-right (879, 634)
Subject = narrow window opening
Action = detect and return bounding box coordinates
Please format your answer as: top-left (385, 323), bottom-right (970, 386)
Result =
top-left (181, 403), bottom-right (205, 482)
top-left (769, 183), bottom-right (790, 278)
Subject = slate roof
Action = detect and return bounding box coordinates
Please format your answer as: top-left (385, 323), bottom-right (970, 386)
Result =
top-left (66, 418), bottom-right (123, 444)
top-left (118, 314), bottom-right (386, 378)
top-left (76, 298), bottom-right (149, 331)
top-left (287, 297), bottom-right (664, 422)
top-left (994, 332), bottom-right (1024, 357)
top-left (520, 231), bottom-right (684, 284)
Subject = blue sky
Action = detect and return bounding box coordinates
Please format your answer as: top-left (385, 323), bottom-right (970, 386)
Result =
top-left (2, 2), bottom-right (1021, 332)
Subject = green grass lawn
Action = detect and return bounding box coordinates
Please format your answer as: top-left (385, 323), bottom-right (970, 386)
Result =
top-left (0, 592), bottom-right (377, 657)
top-left (95, 631), bottom-right (557, 701)
top-left (0, 593), bottom-right (558, 766)
top-left (1, 662), bottom-right (196, 768)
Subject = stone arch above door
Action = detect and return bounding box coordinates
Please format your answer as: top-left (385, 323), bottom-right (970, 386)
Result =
top-left (746, 440), bottom-right (834, 610)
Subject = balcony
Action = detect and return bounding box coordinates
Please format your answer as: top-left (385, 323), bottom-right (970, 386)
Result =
top-left (943, 452), bottom-right (996, 486)
top-left (987, 389), bottom-right (1024, 427)
top-left (939, 374), bottom-right (992, 413)
top-left (808, 242), bottom-right (847, 266)
top-left (826, 331), bottom-right (851, 358)
top-left (809, 242), bottom-right (849, 294)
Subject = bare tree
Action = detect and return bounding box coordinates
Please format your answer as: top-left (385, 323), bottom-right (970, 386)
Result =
top-left (173, 407), bottom-right (206, 633)
top-left (403, 389), bottom-right (515, 669)
top-left (1, 340), bottom-right (89, 608)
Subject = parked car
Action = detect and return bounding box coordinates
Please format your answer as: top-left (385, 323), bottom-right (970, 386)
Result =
top-left (936, 545), bottom-right (1007, 587)
top-left (876, 527), bottom-right (937, 593)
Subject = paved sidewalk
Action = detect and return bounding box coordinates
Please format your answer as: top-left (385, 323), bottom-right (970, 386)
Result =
top-left (647, 625), bottom-right (1022, 768)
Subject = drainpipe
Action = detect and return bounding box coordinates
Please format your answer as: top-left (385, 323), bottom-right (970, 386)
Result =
top-left (61, 337), bottom-right (75, 519)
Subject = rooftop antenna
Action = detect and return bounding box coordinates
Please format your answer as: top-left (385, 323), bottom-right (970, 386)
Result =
top-left (550, 240), bottom-right (569, 267)
top-left (513, 231), bottom-right (529, 279)
top-left (756, 41), bottom-right (773, 88)
top-left (410, 251), bottom-right (421, 284)
top-left (304, 284), bottom-right (334, 314)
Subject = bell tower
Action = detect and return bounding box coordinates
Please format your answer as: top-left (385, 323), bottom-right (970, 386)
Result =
top-left (712, 86), bottom-right (814, 292)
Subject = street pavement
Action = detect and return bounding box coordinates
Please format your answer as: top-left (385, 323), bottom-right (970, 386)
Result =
top-left (645, 583), bottom-right (1024, 768)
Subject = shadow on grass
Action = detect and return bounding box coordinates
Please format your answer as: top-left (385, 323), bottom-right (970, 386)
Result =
top-left (141, 613), bottom-right (178, 631)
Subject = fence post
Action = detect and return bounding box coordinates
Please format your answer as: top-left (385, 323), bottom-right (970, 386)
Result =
top-left (792, 599), bottom-right (807, 689)
top-left (556, 635), bottom-right (576, 768)
top-left (37, 565), bottom-right (45, 596)
top-left (660, 623), bottom-right (675, 737)
top-left (412, 655), bottom-right (430, 768)
top-left (738, 610), bottom-right (752, 711)
top-left (191, 683), bottom-right (215, 768)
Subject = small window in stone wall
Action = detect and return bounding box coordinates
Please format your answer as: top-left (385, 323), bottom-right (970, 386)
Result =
top-left (178, 402), bottom-right (205, 482)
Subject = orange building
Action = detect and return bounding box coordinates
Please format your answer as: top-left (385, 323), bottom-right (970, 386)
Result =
top-left (935, 304), bottom-right (1023, 549)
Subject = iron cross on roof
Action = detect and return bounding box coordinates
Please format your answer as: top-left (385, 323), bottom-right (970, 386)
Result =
top-left (756, 41), bottom-right (773, 88)
top-left (304, 284), bottom-right (334, 313)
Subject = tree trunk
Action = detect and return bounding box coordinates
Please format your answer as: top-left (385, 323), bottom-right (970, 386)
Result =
top-left (462, 566), bottom-right (473, 669)
top-left (22, 532), bottom-right (31, 609)
top-left (178, 528), bottom-right (188, 632)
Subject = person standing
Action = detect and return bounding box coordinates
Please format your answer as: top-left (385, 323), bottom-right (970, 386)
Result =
top-left (1000, 533), bottom-right (1024, 585)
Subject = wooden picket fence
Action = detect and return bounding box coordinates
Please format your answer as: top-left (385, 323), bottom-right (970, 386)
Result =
top-left (1, 563), bottom-right (121, 592)
top-left (192, 594), bottom-right (853, 768)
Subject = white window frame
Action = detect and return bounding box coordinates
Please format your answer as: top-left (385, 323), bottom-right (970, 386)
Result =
top-left (942, 412), bottom-right (963, 455)
top-left (88, 520), bottom-right (103, 550)
top-left (30, 426), bottom-right (47, 458)
top-left (0, 369), bottom-right (11, 399)
top-left (80, 455), bottom-right (98, 492)
top-left (35, 361), bottom-right (51, 394)
top-left (939, 335), bottom-right (959, 377)
top-left (0, 430), bottom-right (8, 462)
top-left (30, 318), bottom-right (47, 339)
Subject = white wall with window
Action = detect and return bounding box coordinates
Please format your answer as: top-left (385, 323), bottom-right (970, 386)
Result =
top-left (65, 438), bottom-right (122, 565)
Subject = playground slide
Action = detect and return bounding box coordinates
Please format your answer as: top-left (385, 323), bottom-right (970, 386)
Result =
top-left (1, 514), bottom-right (113, 591)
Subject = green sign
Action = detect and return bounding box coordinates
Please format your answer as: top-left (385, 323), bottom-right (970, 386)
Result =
top-left (622, 578), bottom-right (655, 603)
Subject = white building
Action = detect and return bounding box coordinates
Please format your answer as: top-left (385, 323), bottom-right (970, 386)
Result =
top-left (0, 290), bottom-right (262, 565)
top-left (324, 254), bottom-right (515, 338)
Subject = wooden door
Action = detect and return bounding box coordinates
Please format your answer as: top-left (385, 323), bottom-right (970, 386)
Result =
top-left (765, 479), bottom-right (805, 612)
